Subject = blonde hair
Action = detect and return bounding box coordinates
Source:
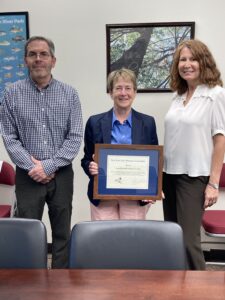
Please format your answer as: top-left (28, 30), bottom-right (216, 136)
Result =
top-left (107, 68), bottom-right (137, 92)
top-left (170, 39), bottom-right (223, 95)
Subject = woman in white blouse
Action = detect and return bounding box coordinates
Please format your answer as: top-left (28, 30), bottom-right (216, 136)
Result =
top-left (163, 39), bottom-right (225, 270)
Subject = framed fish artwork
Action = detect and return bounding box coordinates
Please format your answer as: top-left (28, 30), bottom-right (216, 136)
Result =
top-left (0, 12), bottom-right (29, 103)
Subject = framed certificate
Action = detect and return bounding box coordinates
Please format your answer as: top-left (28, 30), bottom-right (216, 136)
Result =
top-left (93, 144), bottom-right (163, 200)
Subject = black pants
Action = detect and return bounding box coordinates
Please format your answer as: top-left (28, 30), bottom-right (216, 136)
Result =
top-left (15, 165), bottom-right (74, 268)
top-left (163, 173), bottom-right (208, 270)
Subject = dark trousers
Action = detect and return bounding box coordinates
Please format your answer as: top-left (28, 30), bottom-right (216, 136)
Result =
top-left (163, 173), bottom-right (208, 270)
top-left (15, 165), bottom-right (74, 268)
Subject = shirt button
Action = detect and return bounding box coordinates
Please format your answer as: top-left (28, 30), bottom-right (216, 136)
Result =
top-left (41, 108), bottom-right (44, 112)
top-left (43, 124), bottom-right (46, 128)
top-left (44, 141), bottom-right (47, 145)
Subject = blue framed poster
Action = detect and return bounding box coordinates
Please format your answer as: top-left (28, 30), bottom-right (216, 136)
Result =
top-left (93, 144), bottom-right (163, 200)
top-left (0, 12), bottom-right (29, 103)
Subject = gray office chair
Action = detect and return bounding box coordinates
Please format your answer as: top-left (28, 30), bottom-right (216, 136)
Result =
top-left (0, 218), bottom-right (48, 268)
top-left (69, 220), bottom-right (187, 270)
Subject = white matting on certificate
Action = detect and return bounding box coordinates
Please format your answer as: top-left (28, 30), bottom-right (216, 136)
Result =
top-left (106, 155), bottom-right (149, 189)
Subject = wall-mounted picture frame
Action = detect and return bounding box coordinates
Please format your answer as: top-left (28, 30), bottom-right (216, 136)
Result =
top-left (106, 22), bottom-right (195, 92)
top-left (0, 12), bottom-right (29, 103)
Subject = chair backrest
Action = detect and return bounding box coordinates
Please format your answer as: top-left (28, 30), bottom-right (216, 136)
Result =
top-left (69, 220), bottom-right (187, 270)
top-left (201, 164), bottom-right (225, 236)
top-left (0, 218), bottom-right (48, 268)
top-left (0, 161), bottom-right (15, 186)
top-left (0, 161), bottom-right (16, 217)
top-left (219, 163), bottom-right (225, 188)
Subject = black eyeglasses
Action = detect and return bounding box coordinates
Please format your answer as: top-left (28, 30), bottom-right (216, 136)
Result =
top-left (26, 51), bottom-right (52, 60)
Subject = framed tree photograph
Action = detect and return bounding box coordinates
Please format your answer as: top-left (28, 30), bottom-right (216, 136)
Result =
top-left (106, 22), bottom-right (195, 92)
top-left (0, 12), bottom-right (29, 103)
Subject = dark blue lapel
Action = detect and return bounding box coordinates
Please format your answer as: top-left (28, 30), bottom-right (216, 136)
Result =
top-left (100, 109), bottom-right (113, 143)
top-left (131, 109), bottom-right (143, 144)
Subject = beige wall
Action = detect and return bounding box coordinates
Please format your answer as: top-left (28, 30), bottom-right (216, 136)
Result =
top-left (1, 0), bottom-right (225, 241)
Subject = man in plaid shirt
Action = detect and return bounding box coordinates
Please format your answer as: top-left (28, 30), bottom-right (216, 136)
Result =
top-left (1, 36), bottom-right (83, 268)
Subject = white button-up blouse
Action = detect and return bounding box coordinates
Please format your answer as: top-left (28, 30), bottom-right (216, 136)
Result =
top-left (164, 84), bottom-right (225, 177)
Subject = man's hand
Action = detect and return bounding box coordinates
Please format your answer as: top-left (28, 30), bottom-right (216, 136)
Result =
top-left (41, 173), bottom-right (55, 184)
top-left (28, 157), bottom-right (55, 184)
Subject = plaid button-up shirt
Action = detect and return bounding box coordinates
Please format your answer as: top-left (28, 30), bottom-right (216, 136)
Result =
top-left (0, 77), bottom-right (83, 175)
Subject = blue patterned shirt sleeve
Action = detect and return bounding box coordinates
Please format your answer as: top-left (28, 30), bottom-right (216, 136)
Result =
top-left (0, 77), bottom-right (83, 175)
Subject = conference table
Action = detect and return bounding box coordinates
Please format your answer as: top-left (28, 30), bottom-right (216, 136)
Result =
top-left (0, 269), bottom-right (225, 299)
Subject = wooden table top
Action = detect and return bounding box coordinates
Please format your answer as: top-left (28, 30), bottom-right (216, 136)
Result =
top-left (0, 269), bottom-right (225, 300)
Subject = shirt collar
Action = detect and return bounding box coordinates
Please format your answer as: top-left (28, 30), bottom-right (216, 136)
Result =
top-left (28, 75), bottom-right (55, 91)
top-left (112, 110), bottom-right (132, 127)
top-left (173, 84), bottom-right (211, 101)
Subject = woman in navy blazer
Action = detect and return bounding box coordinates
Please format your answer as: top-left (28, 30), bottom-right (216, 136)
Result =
top-left (81, 68), bottom-right (158, 220)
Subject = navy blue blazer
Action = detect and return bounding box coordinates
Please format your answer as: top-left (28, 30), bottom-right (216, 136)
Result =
top-left (81, 108), bottom-right (158, 206)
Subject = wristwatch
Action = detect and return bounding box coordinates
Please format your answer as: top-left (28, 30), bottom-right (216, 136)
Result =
top-left (207, 182), bottom-right (219, 190)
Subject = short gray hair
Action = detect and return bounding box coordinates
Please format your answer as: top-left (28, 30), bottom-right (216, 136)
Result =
top-left (24, 36), bottom-right (55, 57)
